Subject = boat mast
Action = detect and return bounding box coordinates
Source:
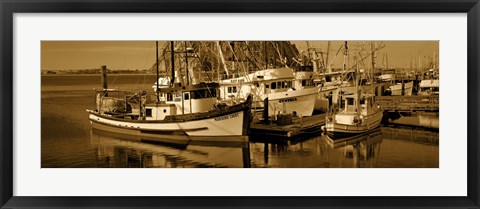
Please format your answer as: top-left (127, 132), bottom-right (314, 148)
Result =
top-left (156, 41), bottom-right (160, 103)
top-left (371, 41), bottom-right (376, 85)
top-left (216, 41), bottom-right (229, 78)
top-left (265, 42), bottom-right (268, 69)
top-left (325, 41), bottom-right (331, 74)
top-left (339, 41), bottom-right (348, 107)
top-left (355, 56), bottom-right (361, 117)
top-left (185, 41), bottom-right (189, 86)
top-left (170, 41), bottom-right (175, 87)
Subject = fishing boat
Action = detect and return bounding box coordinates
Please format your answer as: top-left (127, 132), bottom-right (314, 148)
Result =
top-left (388, 81), bottom-right (414, 96)
top-left (378, 69), bottom-right (395, 82)
top-left (294, 65), bottom-right (338, 113)
top-left (219, 67), bottom-right (319, 118)
top-left (324, 92), bottom-right (383, 137)
top-left (86, 41), bottom-right (252, 144)
top-left (418, 79), bottom-right (439, 95)
top-left (323, 41), bottom-right (383, 137)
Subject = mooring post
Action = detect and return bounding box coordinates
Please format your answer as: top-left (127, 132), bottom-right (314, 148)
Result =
top-left (242, 142), bottom-right (251, 168)
top-left (263, 97), bottom-right (269, 124)
top-left (101, 65), bottom-right (108, 96)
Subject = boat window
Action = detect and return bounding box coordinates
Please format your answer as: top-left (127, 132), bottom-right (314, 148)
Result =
top-left (227, 87), bottom-right (232, 93)
top-left (191, 89), bottom-right (215, 99)
top-left (302, 80), bottom-right (307, 86)
top-left (277, 82), bottom-right (282, 89)
top-left (347, 98), bottom-right (354, 105)
top-left (360, 99), bottom-right (365, 105)
top-left (282, 81), bottom-right (286, 89)
top-left (232, 86), bottom-right (237, 93)
top-left (265, 84), bottom-right (269, 89)
top-left (287, 81), bottom-right (292, 88)
top-left (193, 90), bottom-right (201, 99)
top-left (146, 108), bottom-right (152, 117)
top-left (167, 93), bottom-right (173, 101)
top-left (271, 82), bottom-right (276, 89)
top-left (210, 89), bottom-right (217, 97)
top-left (325, 75), bottom-right (331, 82)
top-left (184, 93), bottom-right (190, 100)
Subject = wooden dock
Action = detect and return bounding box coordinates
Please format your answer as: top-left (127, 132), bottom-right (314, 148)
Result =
top-left (377, 95), bottom-right (439, 112)
top-left (250, 113), bottom-right (326, 141)
top-left (381, 126), bottom-right (439, 144)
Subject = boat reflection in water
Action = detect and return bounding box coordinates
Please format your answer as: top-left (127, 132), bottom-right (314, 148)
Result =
top-left (249, 124), bottom-right (437, 168)
top-left (90, 124), bottom-right (437, 168)
top-left (249, 129), bottom-right (383, 168)
top-left (323, 128), bottom-right (383, 168)
top-left (89, 129), bottom-right (251, 168)
top-left (417, 112), bottom-right (439, 129)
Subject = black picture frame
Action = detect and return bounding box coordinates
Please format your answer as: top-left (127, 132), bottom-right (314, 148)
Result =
top-left (1, 0), bottom-right (479, 208)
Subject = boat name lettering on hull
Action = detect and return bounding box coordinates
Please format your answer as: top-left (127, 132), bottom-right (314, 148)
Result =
top-left (230, 79), bottom-right (244, 83)
top-left (279, 97), bottom-right (297, 103)
top-left (215, 112), bottom-right (239, 121)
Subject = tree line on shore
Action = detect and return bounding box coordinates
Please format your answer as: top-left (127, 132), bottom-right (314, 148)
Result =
top-left (41, 68), bottom-right (154, 75)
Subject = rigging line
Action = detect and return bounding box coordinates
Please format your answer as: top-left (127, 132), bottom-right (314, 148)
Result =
top-left (189, 42), bottom-right (220, 99)
top-left (191, 44), bottom-right (214, 84)
top-left (244, 41), bottom-right (265, 71)
top-left (328, 45), bottom-right (344, 71)
top-left (110, 44), bottom-right (138, 87)
top-left (136, 43), bottom-right (154, 91)
top-left (272, 42), bottom-right (286, 67)
top-left (226, 41), bottom-right (262, 101)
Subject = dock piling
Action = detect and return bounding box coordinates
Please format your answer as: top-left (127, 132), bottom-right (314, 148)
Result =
top-left (100, 65), bottom-right (108, 96)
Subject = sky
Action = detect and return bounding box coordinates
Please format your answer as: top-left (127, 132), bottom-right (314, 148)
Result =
top-left (41, 41), bottom-right (438, 71)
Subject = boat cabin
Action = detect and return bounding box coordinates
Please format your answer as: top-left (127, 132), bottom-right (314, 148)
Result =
top-left (340, 93), bottom-right (377, 116)
top-left (219, 68), bottom-right (295, 103)
top-left (418, 80), bottom-right (439, 95)
top-left (147, 82), bottom-right (220, 119)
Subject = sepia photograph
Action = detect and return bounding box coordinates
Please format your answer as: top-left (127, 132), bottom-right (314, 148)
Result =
top-left (41, 41), bottom-right (439, 168)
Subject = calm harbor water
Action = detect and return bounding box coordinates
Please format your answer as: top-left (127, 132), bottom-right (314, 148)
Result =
top-left (41, 74), bottom-right (439, 168)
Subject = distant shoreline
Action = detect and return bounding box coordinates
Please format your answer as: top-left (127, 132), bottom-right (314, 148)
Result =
top-left (41, 73), bottom-right (157, 76)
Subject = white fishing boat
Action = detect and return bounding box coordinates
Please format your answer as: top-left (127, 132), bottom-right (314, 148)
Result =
top-left (266, 86), bottom-right (319, 117)
top-left (87, 41), bottom-right (252, 144)
top-left (219, 67), bottom-right (319, 117)
top-left (418, 79), bottom-right (439, 95)
top-left (378, 69), bottom-right (395, 82)
top-left (295, 66), bottom-right (338, 113)
top-left (389, 81), bottom-right (414, 96)
top-left (324, 92), bottom-right (383, 137)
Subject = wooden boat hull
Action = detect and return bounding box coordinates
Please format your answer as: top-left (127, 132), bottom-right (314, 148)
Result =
top-left (325, 111), bottom-right (383, 138)
top-left (87, 97), bottom-right (252, 142)
top-left (90, 122), bottom-right (249, 147)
